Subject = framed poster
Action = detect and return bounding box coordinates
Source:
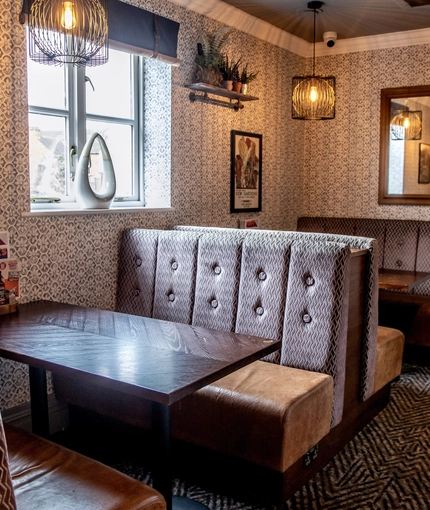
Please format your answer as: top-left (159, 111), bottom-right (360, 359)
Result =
top-left (419, 143), bottom-right (430, 184)
top-left (230, 130), bottom-right (262, 213)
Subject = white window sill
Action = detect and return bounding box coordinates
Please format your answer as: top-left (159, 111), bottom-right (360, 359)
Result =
top-left (22, 207), bottom-right (174, 217)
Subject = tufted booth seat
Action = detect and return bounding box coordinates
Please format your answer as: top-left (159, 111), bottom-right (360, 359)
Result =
top-left (297, 216), bottom-right (430, 361)
top-left (0, 414), bottom-right (165, 510)
top-left (54, 227), bottom-right (403, 501)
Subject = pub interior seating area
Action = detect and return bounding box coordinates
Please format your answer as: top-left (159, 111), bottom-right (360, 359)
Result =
top-left (1, 0), bottom-right (430, 509)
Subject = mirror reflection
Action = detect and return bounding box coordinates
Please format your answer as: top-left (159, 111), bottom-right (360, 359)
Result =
top-left (379, 86), bottom-right (430, 205)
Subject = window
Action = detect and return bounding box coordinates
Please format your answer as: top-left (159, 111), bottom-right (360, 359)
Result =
top-left (27, 47), bottom-right (172, 211)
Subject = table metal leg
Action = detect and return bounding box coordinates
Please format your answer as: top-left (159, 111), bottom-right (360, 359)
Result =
top-left (29, 366), bottom-right (49, 437)
top-left (151, 401), bottom-right (172, 509)
top-left (151, 402), bottom-right (208, 510)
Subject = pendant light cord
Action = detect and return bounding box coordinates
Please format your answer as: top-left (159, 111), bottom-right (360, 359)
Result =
top-left (312, 7), bottom-right (316, 76)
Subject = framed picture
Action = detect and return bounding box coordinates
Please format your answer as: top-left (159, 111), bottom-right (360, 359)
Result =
top-left (230, 131), bottom-right (262, 213)
top-left (419, 143), bottom-right (430, 184)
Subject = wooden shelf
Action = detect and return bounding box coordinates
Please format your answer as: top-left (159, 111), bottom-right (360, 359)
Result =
top-left (187, 83), bottom-right (258, 111)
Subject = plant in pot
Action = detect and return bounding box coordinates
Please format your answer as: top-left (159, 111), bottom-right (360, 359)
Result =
top-left (239, 64), bottom-right (259, 94)
top-left (219, 55), bottom-right (241, 91)
top-left (194, 27), bottom-right (232, 87)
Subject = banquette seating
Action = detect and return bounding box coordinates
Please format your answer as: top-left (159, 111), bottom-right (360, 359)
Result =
top-left (298, 216), bottom-right (430, 361)
top-left (0, 413), bottom-right (166, 509)
top-left (53, 227), bottom-right (404, 502)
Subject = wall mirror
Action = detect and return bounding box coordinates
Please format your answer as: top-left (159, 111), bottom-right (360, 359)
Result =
top-left (379, 85), bottom-right (430, 205)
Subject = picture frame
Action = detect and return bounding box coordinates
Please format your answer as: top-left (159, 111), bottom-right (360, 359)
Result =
top-left (230, 130), bottom-right (262, 213)
top-left (419, 143), bottom-right (430, 184)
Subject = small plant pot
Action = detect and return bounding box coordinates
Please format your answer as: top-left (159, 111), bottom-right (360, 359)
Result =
top-left (221, 80), bottom-right (233, 91)
top-left (241, 83), bottom-right (248, 95)
top-left (232, 81), bottom-right (242, 93)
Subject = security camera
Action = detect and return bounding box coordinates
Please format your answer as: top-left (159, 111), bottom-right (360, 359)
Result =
top-left (323, 31), bottom-right (337, 47)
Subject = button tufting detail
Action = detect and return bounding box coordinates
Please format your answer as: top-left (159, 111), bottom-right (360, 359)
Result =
top-left (168, 293), bottom-right (175, 302)
top-left (256, 306), bottom-right (264, 316)
top-left (396, 260), bottom-right (403, 268)
top-left (135, 257), bottom-right (142, 267)
top-left (305, 276), bottom-right (315, 286)
top-left (302, 313), bottom-right (312, 324)
top-left (211, 299), bottom-right (218, 308)
top-left (214, 266), bottom-right (222, 275)
top-left (258, 271), bottom-right (267, 281)
top-left (134, 289), bottom-right (140, 297)
top-left (171, 261), bottom-right (179, 270)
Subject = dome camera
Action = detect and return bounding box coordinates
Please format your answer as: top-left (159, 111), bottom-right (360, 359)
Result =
top-left (323, 31), bottom-right (337, 47)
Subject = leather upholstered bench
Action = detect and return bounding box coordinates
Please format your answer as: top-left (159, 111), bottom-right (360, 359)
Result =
top-left (53, 227), bottom-right (403, 502)
top-left (0, 415), bottom-right (165, 510)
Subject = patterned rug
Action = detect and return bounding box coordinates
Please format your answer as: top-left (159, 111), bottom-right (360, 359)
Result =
top-left (110, 364), bottom-right (430, 510)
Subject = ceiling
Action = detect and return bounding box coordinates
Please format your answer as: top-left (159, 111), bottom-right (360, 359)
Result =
top-left (219, 0), bottom-right (430, 43)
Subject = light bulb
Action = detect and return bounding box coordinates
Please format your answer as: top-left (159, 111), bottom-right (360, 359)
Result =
top-left (310, 86), bottom-right (318, 102)
top-left (403, 118), bottom-right (410, 129)
top-left (61, 1), bottom-right (76, 30)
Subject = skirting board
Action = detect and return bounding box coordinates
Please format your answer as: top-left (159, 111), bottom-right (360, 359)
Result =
top-left (2, 394), bottom-right (70, 435)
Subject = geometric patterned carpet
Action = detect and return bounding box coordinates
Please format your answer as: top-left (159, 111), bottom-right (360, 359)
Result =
top-left (112, 364), bottom-right (430, 510)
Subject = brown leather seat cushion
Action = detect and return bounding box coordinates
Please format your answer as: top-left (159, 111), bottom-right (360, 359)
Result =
top-left (374, 326), bottom-right (405, 394)
top-left (172, 360), bottom-right (333, 473)
top-left (5, 423), bottom-right (165, 510)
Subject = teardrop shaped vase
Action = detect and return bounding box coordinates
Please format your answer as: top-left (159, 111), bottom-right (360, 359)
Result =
top-left (75, 132), bottom-right (116, 209)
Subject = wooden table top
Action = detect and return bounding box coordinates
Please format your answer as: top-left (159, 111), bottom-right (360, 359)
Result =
top-left (378, 269), bottom-right (430, 291)
top-left (0, 301), bottom-right (280, 406)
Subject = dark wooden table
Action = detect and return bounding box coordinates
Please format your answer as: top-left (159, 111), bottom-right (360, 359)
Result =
top-left (378, 268), bottom-right (430, 291)
top-left (0, 300), bottom-right (280, 510)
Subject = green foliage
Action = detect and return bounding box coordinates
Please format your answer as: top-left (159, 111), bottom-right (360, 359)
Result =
top-left (219, 55), bottom-right (242, 81)
top-left (194, 27), bottom-right (260, 87)
top-left (240, 63), bottom-right (259, 84)
top-left (194, 27), bottom-right (233, 85)
top-left (195, 26), bottom-right (232, 68)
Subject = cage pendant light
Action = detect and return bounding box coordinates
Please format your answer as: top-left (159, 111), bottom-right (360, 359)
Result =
top-left (28, 0), bottom-right (108, 67)
top-left (292, 1), bottom-right (335, 120)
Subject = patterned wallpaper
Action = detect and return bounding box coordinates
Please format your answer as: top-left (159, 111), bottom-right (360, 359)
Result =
top-left (301, 45), bottom-right (430, 220)
top-left (0, 0), bottom-right (304, 409)
top-left (1, 0), bottom-right (430, 411)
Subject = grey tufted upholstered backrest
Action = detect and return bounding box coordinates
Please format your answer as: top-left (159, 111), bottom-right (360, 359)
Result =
top-left (173, 225), bottom-right (379, 405)
top-left (116, 228), bottom-right (352, 427)
top-left (298, 216), bottom-right (430, 297)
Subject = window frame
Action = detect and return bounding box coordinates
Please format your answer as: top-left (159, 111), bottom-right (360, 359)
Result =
top-left (28, 50), bottom-right (147, 212)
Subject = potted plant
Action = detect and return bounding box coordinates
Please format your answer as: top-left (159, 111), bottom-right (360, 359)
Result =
top-left (219, 55), bottom-right (241, 90)
top-left (239, 64), bottom-right (259, 94)
top-left (194, 27), bottom-right (232, 87)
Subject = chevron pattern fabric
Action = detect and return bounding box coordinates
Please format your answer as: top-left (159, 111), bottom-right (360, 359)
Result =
top-left (109, 364), bottom-right (429, 510)
top-left (153, 232), bottom-right (200, 325)
top-left (281, 241), bottom-right (350, 427)
top-left (298, 216), bottom-right (430, 298)
top-left (173, 225), bottom-right (378, 403)
top-left (0, 416), bottom-right (16, 510)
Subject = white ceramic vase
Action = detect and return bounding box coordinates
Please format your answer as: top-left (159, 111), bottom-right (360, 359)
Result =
top-left (75, 132), bottom-right (116, 209)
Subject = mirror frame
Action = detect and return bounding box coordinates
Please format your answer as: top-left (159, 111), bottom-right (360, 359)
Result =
top-left (379, 85), bottom-right (430, 206)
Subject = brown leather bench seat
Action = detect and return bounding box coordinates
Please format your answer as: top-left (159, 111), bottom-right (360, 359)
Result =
top-left (2, 418), bottom-right (165, 510)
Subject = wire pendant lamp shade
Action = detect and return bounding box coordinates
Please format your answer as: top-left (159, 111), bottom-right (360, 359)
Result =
top-left (28, 0), bottom-right (108, 67)
top-left (391, 110), bottom-right (422, 140)
top-left (292, 1), bottom-right (335, 120)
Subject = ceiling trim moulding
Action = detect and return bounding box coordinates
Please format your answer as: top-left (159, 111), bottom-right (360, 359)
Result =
top-left (168, 0), bottom-right (430, 57)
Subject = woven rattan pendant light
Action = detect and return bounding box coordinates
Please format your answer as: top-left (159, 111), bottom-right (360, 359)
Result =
top-left (27, 0), bottom-right (108, 66)
top-left (292, 1), bottom-right (335, 120)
